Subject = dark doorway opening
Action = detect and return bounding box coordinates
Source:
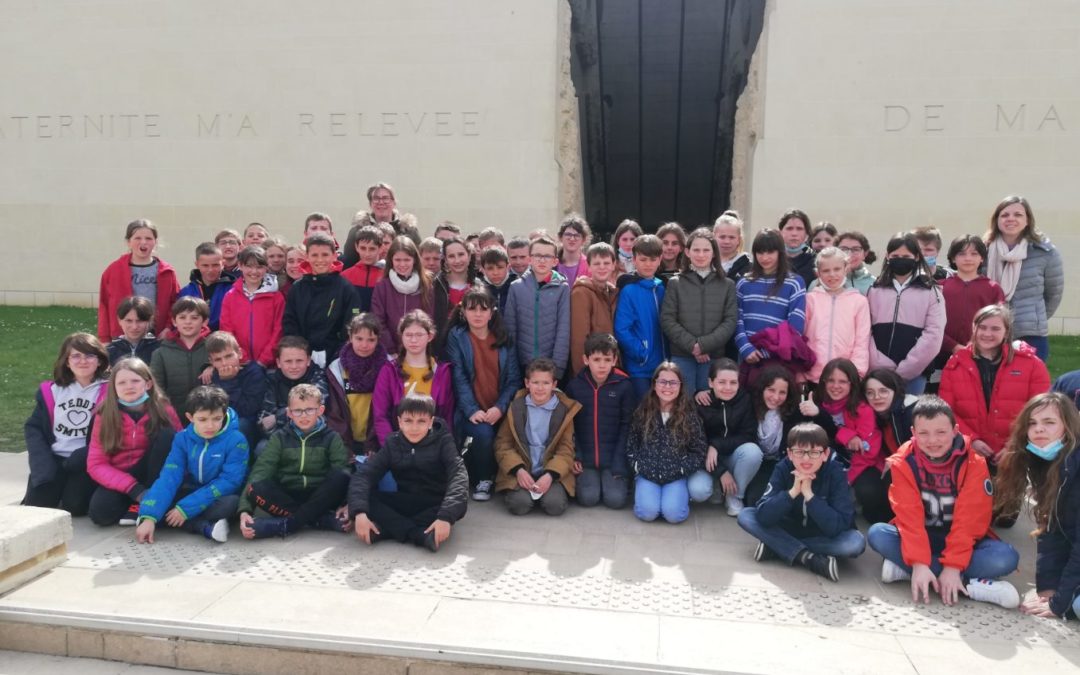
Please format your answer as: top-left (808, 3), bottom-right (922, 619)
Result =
top-left (569, 0), bottom-right (765, 238)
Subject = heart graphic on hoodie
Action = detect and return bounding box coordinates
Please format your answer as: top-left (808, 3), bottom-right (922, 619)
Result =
top-left (66, 410), bottom-right (89, 427)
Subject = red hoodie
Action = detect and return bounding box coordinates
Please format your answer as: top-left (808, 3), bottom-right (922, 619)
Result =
top-left (219, 276), bottom-right (285, 367)
top-left (97, 254), bottom-right (180, 342)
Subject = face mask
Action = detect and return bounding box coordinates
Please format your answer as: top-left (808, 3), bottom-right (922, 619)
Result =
top-left (119, 392), bottom-right (150, 407)
top-left (888, 257), bottom-right (917, 276)
top-left (785, 244), bottom-right (805, 256)
top-left (1026, 439), bottom-right (1064, 462)
top-left (924, 255), bottom-right (937, 267)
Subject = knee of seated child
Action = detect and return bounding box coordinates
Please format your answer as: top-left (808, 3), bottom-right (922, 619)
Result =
top-left (660, 503), bottom-right (690, 524)
top-left (541, 485), bottom-right (568, 516)
top-left (839, 529), bottom-right (867, 558)
top-left (504, 489), bottom-right (535, 516)
top-left (687, 470), bottom-right (713, 502)
top-left (634, 502), bottom-right (661, 522)
top-left (602, 487), bottom-right (628, 510)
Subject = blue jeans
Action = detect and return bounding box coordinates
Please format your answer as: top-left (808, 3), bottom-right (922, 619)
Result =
top-left (634, 476), bottom-right (690, 523)
top-left (457, 417), bottom-right (497, 487)
top-left (737, 507), bottom-right (866, 564)
top-left (687, 470), bottom-right (715, 503)
top-left (355, 455), bottom-right (398, 492)
top-left (905, 375), bottom-right (927, 396)
top-left (718, 442), bottom-right (764, 499)
top-left (1018, 335), bottom-right (1049, 362)
top-left (867, 523), bottom-right (1019, 578)
top-left (1074, 594), bottom-right (1080, 618)
top-left (671, 356), bottom-right (710, 397)
top-left (576, 468), bottom-right (629, 509)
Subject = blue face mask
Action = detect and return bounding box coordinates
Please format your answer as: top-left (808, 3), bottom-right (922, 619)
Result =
top-left (785, 244), bottom-right (805, 256)
top-left (119, 392), bottom-right (150, 408)
top-left (924, 255), bottom-right (937, 267)
top-left (1026, 439), bottom-right (1064, 461)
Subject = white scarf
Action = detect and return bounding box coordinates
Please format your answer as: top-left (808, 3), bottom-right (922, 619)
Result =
top-left (986, 237), bottom-right (1028, 301)
top-left (389, 271), bottom-right (420, 295)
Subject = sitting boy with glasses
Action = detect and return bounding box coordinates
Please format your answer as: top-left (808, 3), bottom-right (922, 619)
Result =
top-left (736, 422), bottom-right (866, 582)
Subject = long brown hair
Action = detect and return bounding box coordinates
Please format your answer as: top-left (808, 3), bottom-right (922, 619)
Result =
top-left (634, 362), bottom-right (698, 447)
top-left (53, 333), bottom-right (110, 386)
top-left (815, 358), bottom-right (863, 416)
top-left (384, 236), bottom-right (432, 312)
top-left (96, 358), bottom-right (174, 456)
top-left (395, 310), bottom-right (437, 382)
top-left (985, 195), bottom-right (1042, 245)
top-left (994, 392), bottom-right (1080, 533)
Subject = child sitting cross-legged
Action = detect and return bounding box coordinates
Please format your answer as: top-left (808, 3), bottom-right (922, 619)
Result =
top-left (257, 336), bottom-right (329, 456)
top-left (736, 422), bottom-right (866, 582)
top-left (238, 384), bottom-right (351, 539)
top-left (349, 395), bottom-right (468, 551)
top-left (135, 385), bottom-right (249, 543)
top-left (493, 358), bottom-right (581, 516)
top-left (867, 395), bottom-right (1021, 608)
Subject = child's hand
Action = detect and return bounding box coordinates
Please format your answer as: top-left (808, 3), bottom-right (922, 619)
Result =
top-left (1020, 594), bottom-right (1057, 617)
top-left (354, 513), bottom-right (380, 545)
top-left (216, 363), bottom-right (241, 380)
top-left (971, 440), bottom-right (995, 459)
top-left (335, 505), bottom-right (353, 533)
top-left (165, 508), bottom-right (186, 527)
top-left (484, 407), bottom-right (503, 424)
top-left (532, 472), bottom-right (553, 496)
top-left (260, 415), bottom-right (276, 432)
top-left (692, 343), bottom-right (702, 357)
top-left (424, 519), bottom-right (451, 549)
top-left (199, 366), bottom-right (214, 385)
top-left (135, 519), bottom-right (156, 544)
top-left (694, 390), bottom-right (712, 406)
top-left (469, 410), bottom-right (487, 424)
top-left (745, 351), bottom-right (762, 365)
top-left (572, 460), bottom-right (583, 475)
top-left (799, 476), bottom-right (814, 502)
top-left (239, 512), bottom-right (256, 540)
top-left (788, 473), bottom-right (804, 498)
top-left (705, 446), bottom-right (719, 473)
top-left (798, 393), bottom-right (819, 418)
top-left (515, 468), bottom-right (536, 491)
top-left (720, 471), bottom-right (738, 496)
top-left (937, 567), bottom-right (967, 606)
top-left (911, 564), bottom-right (939, 605)
top-left (847, 436), bottom-right (864, 453)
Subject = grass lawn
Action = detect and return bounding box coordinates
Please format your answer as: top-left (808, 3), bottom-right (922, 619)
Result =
top-left (1, 306), bottom-right (1080, 452)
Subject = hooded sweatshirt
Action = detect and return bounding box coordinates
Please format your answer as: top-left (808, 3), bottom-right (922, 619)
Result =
top-left (282, 260), bottom-right (363, 359)
top-left (220, 275), bottom-right (285, 368)
top-left (178, 268), bottom-right (236, 330)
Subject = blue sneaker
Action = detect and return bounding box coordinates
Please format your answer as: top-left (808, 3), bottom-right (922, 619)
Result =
top-left (250, 516), bottom-right (289, 539)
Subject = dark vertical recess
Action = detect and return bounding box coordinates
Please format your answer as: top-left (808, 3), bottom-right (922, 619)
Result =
top-left (570, 0), bottom-right (765, 239)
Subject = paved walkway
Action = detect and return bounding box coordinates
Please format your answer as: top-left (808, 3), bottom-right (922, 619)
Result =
top-left (0, 452), bottom-right (1077, 674)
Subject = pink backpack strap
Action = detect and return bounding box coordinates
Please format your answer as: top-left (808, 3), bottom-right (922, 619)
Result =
top-left (39, 381), bottom-right (55, 427)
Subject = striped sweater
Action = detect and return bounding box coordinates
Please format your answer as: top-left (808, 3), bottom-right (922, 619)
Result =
top-left (734, 274), bottom-right (806, 359)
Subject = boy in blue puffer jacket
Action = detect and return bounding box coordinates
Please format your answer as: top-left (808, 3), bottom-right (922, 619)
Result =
top-left (135, 386), bottom-right (249, 544)
top-left (614, 235), bottom-right (668, 399)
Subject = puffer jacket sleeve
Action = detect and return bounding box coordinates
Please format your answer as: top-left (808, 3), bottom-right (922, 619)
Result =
top-left (552, 285), bottom-right (571, 378)
top-left (436, 432), bottom-right (469, 523)
top-left (138, 435), bottom-right (188, 522)
top-left (660, 278), bottom-right (696, 354)
top-left (371, 362), bottom-right (398, 447)
top-left (698, 279), bottom-right (738, 355)
top-left (613, 288), bottom-right (646, 365)
top-left (348, 442), bottom-right (391, 517)
top-left (86, 416), bottom-right (139, 495)
top-left (611, 384), bottom-right (634, 477)
top-left (24, 389), bottom-right (58, 488)
top-left (446, 330), bottom-right (481, 418)
top-left (852, 295), bottom-right (872, 376)
top-left (1047, 516), bottom-right (1080, 617)
top-left (1043, 245), bottom-right (1064, 319)
top-left (896, 287), bottom-right (945, 381)
top-left (175, 431), bottom-right (250, 520)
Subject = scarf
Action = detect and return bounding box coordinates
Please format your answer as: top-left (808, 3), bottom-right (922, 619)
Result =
top-left (337, 340), bottom-right (387, 394)
top-left (692, 266), bottom-right (712, 279)
top-left (758, 409), bottom-right (784, 459)
top-left (986, 237), bottom-right (1027, 301)
top-left (822, 397), bottom-right (847, 427)
top-left (389, 271), bottom-right (420, 295)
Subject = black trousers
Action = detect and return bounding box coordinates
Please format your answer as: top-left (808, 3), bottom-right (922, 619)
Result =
top-left (88, 428), bottom-right (175, 526)
top-left (22, 446), bottom-right (95, 516)
top-left (366, 491), bottom-right (443, 544)
top-left (744, 459), bottom-right (778, 508)
top-left (852, 469), bottom-right (893, 524)
top-left (247, 471), bottom-right (349, 529)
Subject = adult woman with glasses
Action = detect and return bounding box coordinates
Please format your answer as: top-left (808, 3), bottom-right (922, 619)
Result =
top-left (341, 182), bottom-right (421, 268)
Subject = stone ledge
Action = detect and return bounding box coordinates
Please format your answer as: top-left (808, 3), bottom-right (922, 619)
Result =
top-left (0, 506), bottom-right (72, 595)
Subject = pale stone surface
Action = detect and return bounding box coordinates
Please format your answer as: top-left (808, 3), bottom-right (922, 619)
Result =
top-left (0, 649), bottom-right (213, 675)
top-left (0, 505), bottom-right (71, 595)
top-left (0, 0), bottom-right (563, 302)
top-left (744, 0), bottom-right (1080, 327)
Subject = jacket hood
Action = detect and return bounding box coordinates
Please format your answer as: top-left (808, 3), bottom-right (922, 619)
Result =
top-left (572, 275), bottom-right (615, 296)
top-left (229, 274), bottom-right (279, 296)
top-left (522, 268), bottom-right (567, 286)
top-left (160, 324), bottom-right (211, 348)
top-left (633, 275), bottom-right (664, 290)
top-left (298, 259), bottom-right (345, 277)
top-left (177, 406), bottom-right (240, 444)
top-left (705, 387), bottom-right (749, 408)
top-left (400, 417), bottom-right (450, 450)
top-left (187, 268), bottom-right (235, 288)
top-left (510, 387), bottom-right (582, 413)
top-left (576, 366), bottom-right (629, 388)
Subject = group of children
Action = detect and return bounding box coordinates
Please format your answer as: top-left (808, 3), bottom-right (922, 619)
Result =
top-left (19, 190), bottom-right (1078, 620)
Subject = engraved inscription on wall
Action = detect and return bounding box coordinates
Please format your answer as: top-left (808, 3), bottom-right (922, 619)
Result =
top-left (880, 104), bottom-right (1067, 134)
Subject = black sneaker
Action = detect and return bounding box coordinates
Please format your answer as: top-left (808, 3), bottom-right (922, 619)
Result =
top-left (118, 502), bottom-right (139, 527)
top-left (250, 516), bottom-right (289, 539)
top-left (311, 511), bottom-right (347, 533)
top-left (754, 541), bottom-right (778, 563)
top-left (802, 552), bottom-right (839, 582)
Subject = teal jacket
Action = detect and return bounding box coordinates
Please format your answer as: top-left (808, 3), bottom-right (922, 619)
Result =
top-left (138, 407), bottom-right (249, 523)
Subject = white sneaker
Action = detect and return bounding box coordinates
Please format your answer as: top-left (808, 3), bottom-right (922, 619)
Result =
top-left (965, 578), bottom-right (1020, 609)
top-left (724, 495), bottom-right (744, 517)
top-left (881, 559), bottom-right (912, 584)
top-left (203, 519), bottom-right (229, 543)
top-left (472, 480), bottom-right (493, 501)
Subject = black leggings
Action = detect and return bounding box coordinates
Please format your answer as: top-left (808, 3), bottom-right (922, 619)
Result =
top-left (852, 469), bottom-right (893, 524)
top-left (22, 446), bottom-right (95, 516)
top-left (246, 471), bottom-right (350, 530)
top-left (88, 428), bottom-right (175, 526)
top-left (744, 459), bottom-right (778, 508)
top-left (366, 491), bottom-right (443, 544)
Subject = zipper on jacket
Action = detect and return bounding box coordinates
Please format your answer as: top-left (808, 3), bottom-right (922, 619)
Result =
top-left (533, 285), bottom-right (540, 358)
top-left (248, 296), bottom-right (256, 360)
top-left (198, 439), bottom-right (208, 483)
top-left (886, 287), bottom-right (903, 357)
top-left (827, 294), bottom-right (837, 363)
top-left (592, 382), bottom-right (600, 468)
top-left (300, 435), bottom-right (308, 489)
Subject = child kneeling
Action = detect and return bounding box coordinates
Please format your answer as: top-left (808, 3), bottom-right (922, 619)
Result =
top-left (494, 358), bottom-right (581, 515)
top-left (867, 396), bottom-right (1021, 608)
top-left (238, 384), bottom-right (351, 539)
top-left (136, 386), bottom-right (249, 543)
top-left (349, 395), bottom-right (468, 551)
top-left (736, 423), bottom-right (865, 582)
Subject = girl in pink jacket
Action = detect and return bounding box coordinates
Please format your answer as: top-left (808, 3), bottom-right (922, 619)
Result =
top-left (87, 358), bottom-right (182, 526)
top-left (804, 247), bottom-right (871, 383)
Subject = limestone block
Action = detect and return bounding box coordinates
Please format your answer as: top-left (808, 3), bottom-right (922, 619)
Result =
top-left (0, 505), bottom-right (72, 595)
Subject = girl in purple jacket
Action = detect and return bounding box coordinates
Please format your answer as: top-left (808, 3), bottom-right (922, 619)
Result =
top-left (370, 237), bottom-right (434, 354)
top-left (371, 310), bottom-right (455, 448)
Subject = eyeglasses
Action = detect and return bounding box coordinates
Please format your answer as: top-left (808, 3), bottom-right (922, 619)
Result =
top-left (839, 246), bottom-right (863, 254)
top-left (371, 195), bottom-right (395, 203)
top-left (561, 231), bottom-right (582, 240)
top-left (655, 379), bottom-right (681, 388)
top-left (219, 239), bottom-right (241, 247)
top-left (289, 408), bottom-right (320, 417)
top-left (865, 389), bottom-right (892, 399)
top-left (69, 353), bottom-right (100, 362)
top-left (790, 449), bottom-right (825, 459)
top-left (531, 254), bottom-right (556, 261)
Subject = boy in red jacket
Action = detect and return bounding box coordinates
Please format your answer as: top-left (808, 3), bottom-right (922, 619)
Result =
top-left (867, 396), bottom-right (1020, 608)
top-left (340, 226), bottom-right (383, 312)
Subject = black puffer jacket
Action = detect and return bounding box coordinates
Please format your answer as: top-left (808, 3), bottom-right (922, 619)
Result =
top-left (1037, 446), bottom-right (1080, 617)
top-left (626, 411), bottom-right (707, 484)
top-left (697, 389), bottom-right (757, 461)
top-left (347, 419), bottom-right (468, 524)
